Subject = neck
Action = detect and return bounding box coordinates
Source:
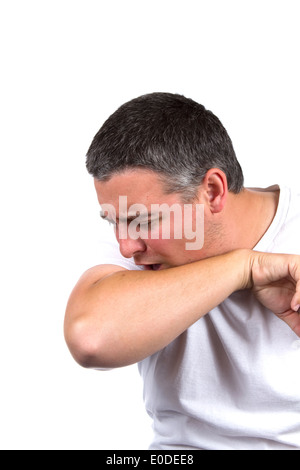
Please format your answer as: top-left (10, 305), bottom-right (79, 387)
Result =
top-left (223, 186), bottom-right (280, 251)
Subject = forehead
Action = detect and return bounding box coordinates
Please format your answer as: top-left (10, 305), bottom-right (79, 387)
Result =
top-left (94, 169), bottom-right (180, 208)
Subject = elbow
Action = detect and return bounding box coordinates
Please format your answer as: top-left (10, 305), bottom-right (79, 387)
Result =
top-left (64, 317), bottom-right (112, 369)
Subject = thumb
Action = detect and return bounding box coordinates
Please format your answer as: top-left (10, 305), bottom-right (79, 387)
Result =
top-left (290, 265), bottom-right (300, 312)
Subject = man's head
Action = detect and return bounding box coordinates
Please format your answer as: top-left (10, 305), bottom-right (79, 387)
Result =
top-left (86, 92), bottom-right (244, 202)
top-left (87, 93), bottom-right (246, 268)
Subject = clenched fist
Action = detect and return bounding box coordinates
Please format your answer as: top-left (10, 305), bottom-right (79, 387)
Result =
top-left (249, 252), bottom-right (300, 336)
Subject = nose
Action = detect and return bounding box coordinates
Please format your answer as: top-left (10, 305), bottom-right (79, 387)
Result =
top-left (118, 237), bottom-right (147, 259)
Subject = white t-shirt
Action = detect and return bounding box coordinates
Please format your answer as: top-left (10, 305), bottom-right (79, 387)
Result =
top-left (96, 185), bottom-right (300, 450)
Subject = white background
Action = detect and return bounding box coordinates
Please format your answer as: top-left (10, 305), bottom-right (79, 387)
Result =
top-left (0, 0), bottom-right (299, 450)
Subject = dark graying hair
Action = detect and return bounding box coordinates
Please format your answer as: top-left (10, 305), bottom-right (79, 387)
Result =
top-left (86, 92), bottom-right (244, 200)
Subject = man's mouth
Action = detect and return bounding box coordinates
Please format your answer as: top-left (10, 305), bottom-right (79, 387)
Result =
top-left (141, 264), bottom-right (162, 271)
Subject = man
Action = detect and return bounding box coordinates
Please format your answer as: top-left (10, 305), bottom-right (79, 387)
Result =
top-left (64, 93), bottom-right (300, 450)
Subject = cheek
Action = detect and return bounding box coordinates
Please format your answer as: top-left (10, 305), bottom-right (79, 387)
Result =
top-left (146, 237), bottom-right (187, 258)
top-left (146, 238), bottom-right (174, 255)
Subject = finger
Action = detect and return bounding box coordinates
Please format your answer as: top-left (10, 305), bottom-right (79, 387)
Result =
top-left (291, 302), bottom-right (300, 313)
top-left (290, 276), bottom-right (300, 312)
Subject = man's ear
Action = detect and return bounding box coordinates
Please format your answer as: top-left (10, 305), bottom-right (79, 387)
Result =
top-left (201, 169), bottom-right (228, 213)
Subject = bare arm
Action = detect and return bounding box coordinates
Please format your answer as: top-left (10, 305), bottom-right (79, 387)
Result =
top-left (64, 249), bottom-right (300, 369)
top-left (64, 250), bottom-right (251, 368)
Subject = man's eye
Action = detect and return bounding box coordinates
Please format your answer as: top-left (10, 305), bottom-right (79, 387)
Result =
top-left (137, 222), bottom-right (149, 231)
top-left (139, 220), bottom-right (155, 230)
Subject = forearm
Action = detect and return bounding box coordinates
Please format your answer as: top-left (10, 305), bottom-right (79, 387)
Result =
top-left (65, 249), bottom-right (251, 368)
